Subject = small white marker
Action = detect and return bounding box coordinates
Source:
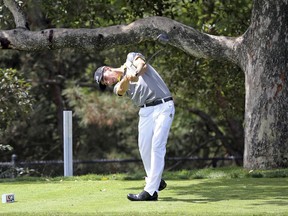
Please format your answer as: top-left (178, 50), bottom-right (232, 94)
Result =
top-left (2, 194), bottom-right (15, 203)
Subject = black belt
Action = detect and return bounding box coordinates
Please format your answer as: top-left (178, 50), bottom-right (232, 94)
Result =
top-left (141, 97), bottom-right (173, 108)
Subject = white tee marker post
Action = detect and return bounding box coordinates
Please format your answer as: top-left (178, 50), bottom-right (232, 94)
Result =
top-left (63, 110), bottom-right (73, 176)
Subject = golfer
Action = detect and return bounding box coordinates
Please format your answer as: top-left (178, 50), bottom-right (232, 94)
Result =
top-left (94, 52), bottom-right (175, 201)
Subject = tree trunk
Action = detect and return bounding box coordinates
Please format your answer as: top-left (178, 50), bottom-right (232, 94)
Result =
top-left (241, 0), bottom-right (288, 169)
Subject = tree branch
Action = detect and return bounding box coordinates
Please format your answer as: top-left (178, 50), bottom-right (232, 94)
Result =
top-left (188, 108), bottom-right (225, 139)
top-left (0, 14), bottom-right (241, 64)
top-left (3, 0), bottom-right (29, 29)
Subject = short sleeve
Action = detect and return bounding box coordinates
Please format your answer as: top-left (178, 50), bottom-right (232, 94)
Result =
top-left (113, 83), bottom-right (119, 95)
top-left (113, 82), bottom-right (125, 96)
top-left (126, 52), bottom-right (146, 65)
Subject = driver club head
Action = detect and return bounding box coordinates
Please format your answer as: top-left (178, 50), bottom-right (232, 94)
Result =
top-left (156, 33), bottom-right (169, 45)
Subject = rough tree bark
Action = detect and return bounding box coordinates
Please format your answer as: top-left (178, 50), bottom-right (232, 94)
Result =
top-left (1, 0), bottom-right (287, 169)
top-left (240, 1), bottom-right (288, 169)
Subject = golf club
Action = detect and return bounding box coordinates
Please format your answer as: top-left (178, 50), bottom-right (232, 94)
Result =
top-left (144, 33), bottom-right (169, 66)
top-left (134, 33), bottom-right (169, 77)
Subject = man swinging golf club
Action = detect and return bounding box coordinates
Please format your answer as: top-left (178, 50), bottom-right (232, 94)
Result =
top-left (94, 34), bottom-right (175, 201)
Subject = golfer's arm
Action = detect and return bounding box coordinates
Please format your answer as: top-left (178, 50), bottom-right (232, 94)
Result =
top-left (134, 57), bottom-right (147, 76)
top-left (115, 76), bottom-right (129, 96)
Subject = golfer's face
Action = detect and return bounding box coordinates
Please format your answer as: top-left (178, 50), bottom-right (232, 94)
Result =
top-left (102, 67), bottom-right (118, 86)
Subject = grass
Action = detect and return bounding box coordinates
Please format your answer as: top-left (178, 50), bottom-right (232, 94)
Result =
top-left (1, 167), bottom-right (288, 215)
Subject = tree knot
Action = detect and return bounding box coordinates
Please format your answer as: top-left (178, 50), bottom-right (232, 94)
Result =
top-left (48, 29), bottom-right (54, 43)
top-left (0, 37), bottom-right (11, 49)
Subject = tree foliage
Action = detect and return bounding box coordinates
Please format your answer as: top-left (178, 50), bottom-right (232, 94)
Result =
top-left (0, 68), bottom-right (32, 128)
top-left (0, 67), bottom-right (32, 155)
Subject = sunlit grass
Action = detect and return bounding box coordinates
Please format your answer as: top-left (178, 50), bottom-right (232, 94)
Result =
top-left (1, 168), bottom-right (288, 215)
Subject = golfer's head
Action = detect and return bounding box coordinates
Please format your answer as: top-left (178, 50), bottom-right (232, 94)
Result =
top-left (94, 66), bottom-right (107, 91)
top-left (94, 66), bottom-right (121, 89)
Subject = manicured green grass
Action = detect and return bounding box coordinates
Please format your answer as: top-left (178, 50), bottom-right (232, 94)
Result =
top-left (1, 168), bottom-right (288, 215)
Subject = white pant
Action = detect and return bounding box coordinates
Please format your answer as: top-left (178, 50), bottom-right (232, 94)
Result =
top-left (138, 100), bottom-right (175, 196)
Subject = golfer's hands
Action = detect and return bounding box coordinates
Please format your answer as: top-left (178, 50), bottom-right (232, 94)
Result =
top-left (126, 69), bottom-right (139, 82)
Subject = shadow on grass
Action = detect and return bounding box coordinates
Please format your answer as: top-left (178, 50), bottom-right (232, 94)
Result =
top-left (161, 196), bottom-right (218, 203)
top-left (160, 178), bottom-right (288, 206)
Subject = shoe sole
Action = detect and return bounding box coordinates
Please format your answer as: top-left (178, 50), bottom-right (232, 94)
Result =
top-left (158, 181), bottom-right (167, 191)
top-left (127, 196), bottom-right (158, 201)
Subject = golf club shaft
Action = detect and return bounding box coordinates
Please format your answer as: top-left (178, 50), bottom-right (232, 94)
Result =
top-left (135, 49), bottom-right (164, 77)
top-left (135, 33), bottom-right (169, 77)
top-left (145, 49), bottom-right (164, 66)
